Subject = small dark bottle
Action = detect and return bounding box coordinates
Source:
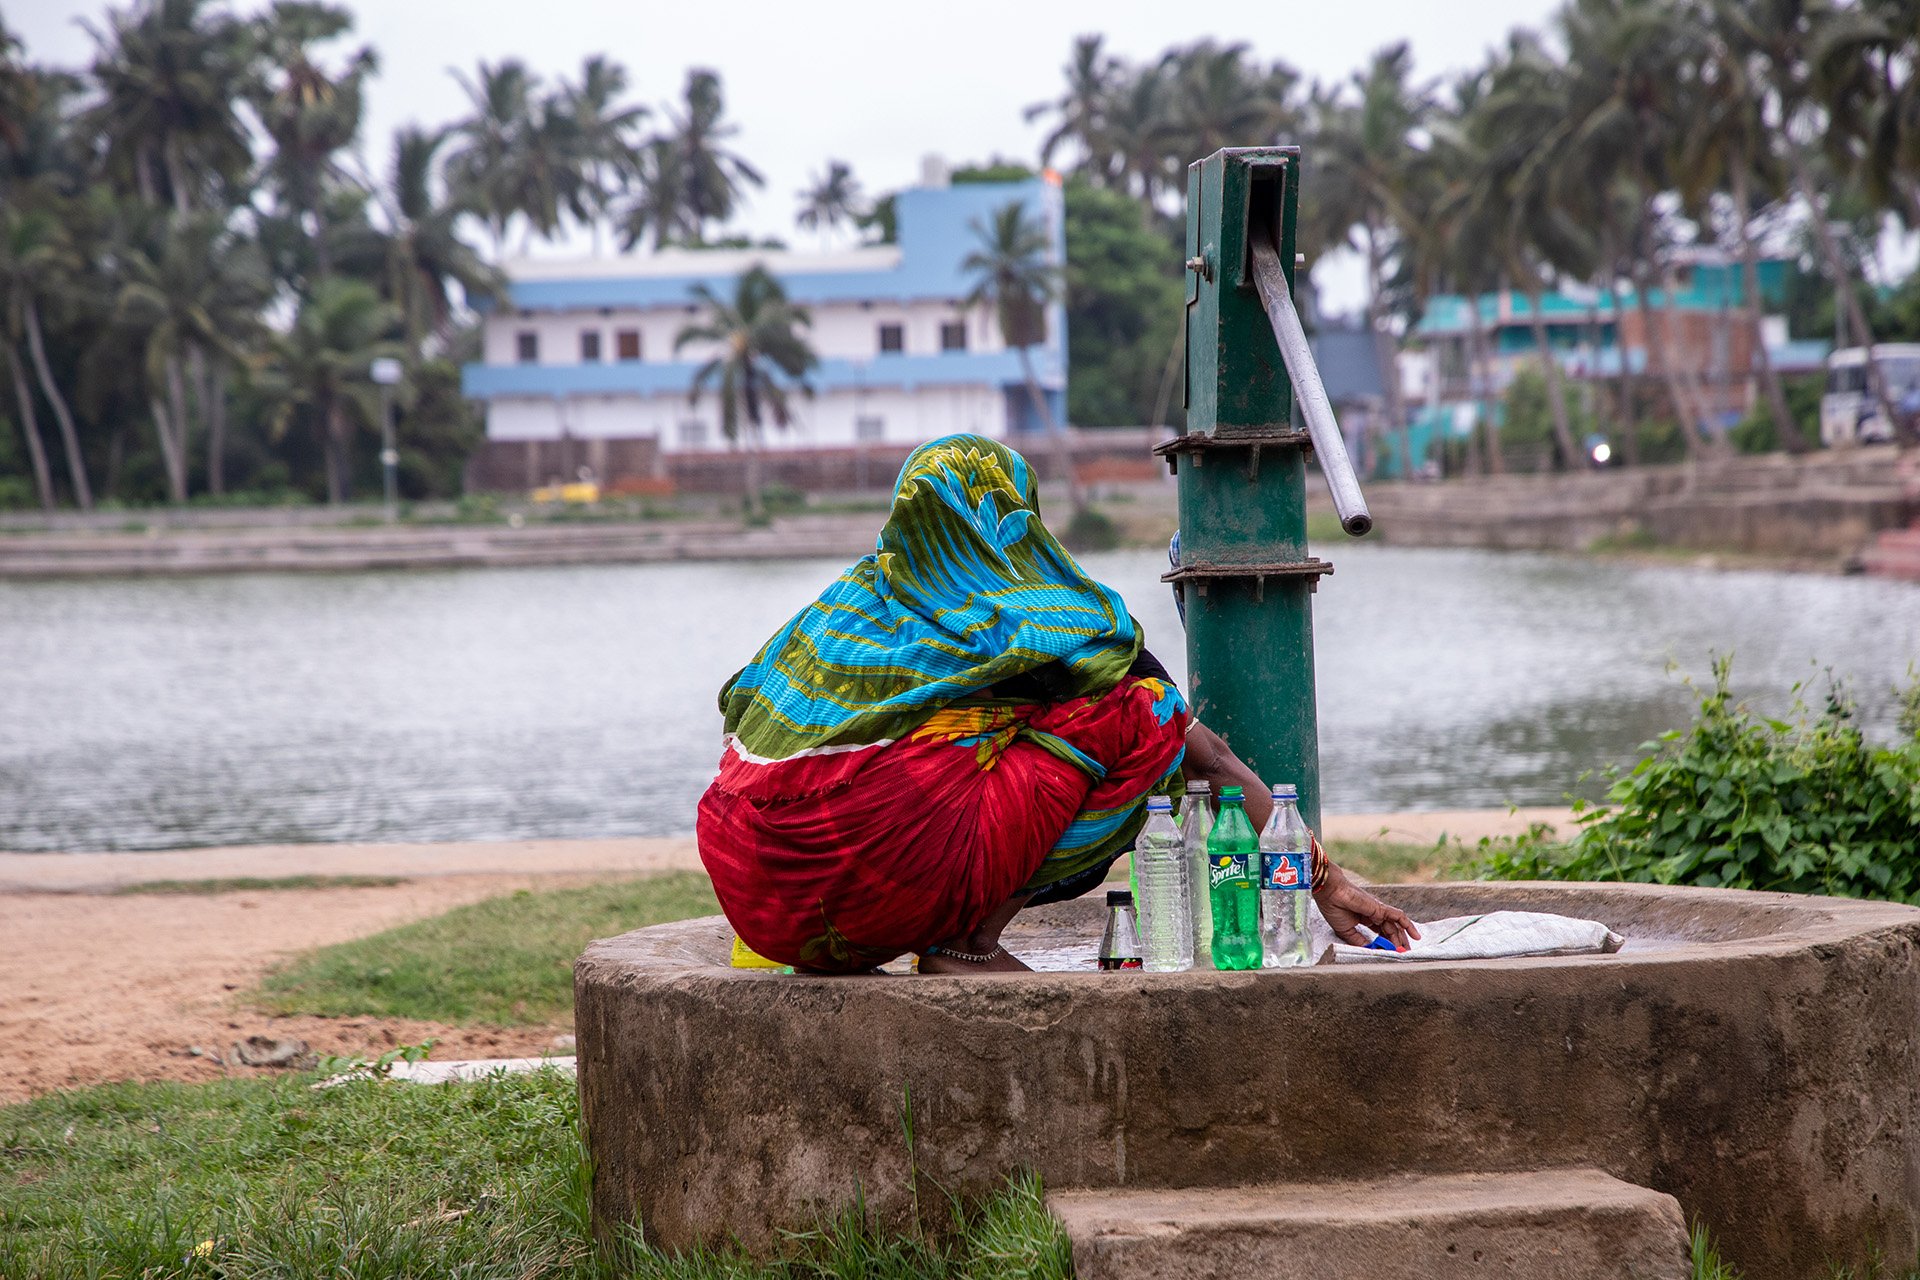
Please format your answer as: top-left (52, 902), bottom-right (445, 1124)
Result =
top-left (1099, 889), bottom-right (1143, 971)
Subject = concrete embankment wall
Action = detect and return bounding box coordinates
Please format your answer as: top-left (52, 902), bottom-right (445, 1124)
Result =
top-left (1351, 446), bottom-right (1918, 561)
top-left (0, 515), bottom-right (884, 578)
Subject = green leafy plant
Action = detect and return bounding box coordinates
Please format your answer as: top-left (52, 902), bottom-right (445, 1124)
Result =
top-left (1477, 657), bottom-right (1920, 901)
top-left (314, 1038), bottom-right (438, 1081)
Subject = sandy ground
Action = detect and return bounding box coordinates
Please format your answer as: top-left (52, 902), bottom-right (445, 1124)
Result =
top-left (0, 812), bottom-right (1569, 1103)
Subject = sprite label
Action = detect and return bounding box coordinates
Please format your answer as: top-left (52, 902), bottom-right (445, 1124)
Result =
top-left (1209, 853), bottom-right (1249, 890)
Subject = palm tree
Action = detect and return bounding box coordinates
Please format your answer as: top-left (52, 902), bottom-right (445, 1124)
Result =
top-left (1814, 0), bottom-right (1920, 228)
top-left (1025, 35), bottom-right (1118, 176)
top-left (796, 161), bottom-right (864, 249)
top-left (82, 0), bottom-right (255, 213)
top-left (111, 209), bottom-right (270, 501)
top-left (0, 202), bottom-right (94, 508)
top-left (1470, 33), bottom-right (1593, 469)
top-left (962, 199), bottom-right (1080, 511)
top-left (1104, 60), bottom-right (1176, 203)
top-left (673, 265), bottom-right (816, 519)
top-left (268, 276), bottom-right (402, 503)
top-left (446, 59), bottom-right (572, 255)
top-left (338, 126), bottom-right (498, 354)
top-left (1558, 0), bottom-right (1710, 457)
top-left (1809, 0), bottom-right (1918, 436)
top-left (0, 18), bottom-right (32, 154)
top-left (1676, 12), bottom-right (1813, 452)
top-left (250, 0), bottom-right (377, 279)
top-left (1165, 41), bottom-right (1294, 162)
top-left (616, 136), bottom-right (691, 251)
top-left (1308, 44), bottom-right (1433, 478)
top-left (558, 55), bottom-right (647, 254)
top-left (660, 69), bottom-right (763, 243)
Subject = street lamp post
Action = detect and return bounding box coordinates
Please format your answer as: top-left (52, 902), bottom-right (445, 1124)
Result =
top-left (370, 357), bottom-right (403, 523)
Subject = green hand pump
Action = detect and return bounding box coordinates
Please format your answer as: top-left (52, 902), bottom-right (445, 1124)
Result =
top-left (1161, 147), bottom-right (1373, 832)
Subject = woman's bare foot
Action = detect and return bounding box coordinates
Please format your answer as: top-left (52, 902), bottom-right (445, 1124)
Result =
top-left (917, 945), bottom-right (1031, 974)
top-left (916, 892), bottom-right (1034, 974)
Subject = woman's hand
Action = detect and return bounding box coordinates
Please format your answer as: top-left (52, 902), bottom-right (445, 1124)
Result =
top-left (1313, 851), bottom-right (1421, 951)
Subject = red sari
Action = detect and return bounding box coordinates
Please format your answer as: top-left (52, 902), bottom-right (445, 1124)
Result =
top-left (696, 674), bottom-right (1187, 972)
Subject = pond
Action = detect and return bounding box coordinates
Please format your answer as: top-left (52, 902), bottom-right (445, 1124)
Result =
top-left (3, 545), bottom-right (1918, 852)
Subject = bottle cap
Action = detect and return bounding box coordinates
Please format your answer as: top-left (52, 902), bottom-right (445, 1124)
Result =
top-left (1272, 783), bottom-right (1298, 800)
top-left (1185, 779), bottom-right (1211, 794)
top-left (1219, 785), bottom-right (1244, 801)
top-left (1146, 795), bottom-right (1172, 812)
top-left (1106, 889), bottom-right (1133, 907)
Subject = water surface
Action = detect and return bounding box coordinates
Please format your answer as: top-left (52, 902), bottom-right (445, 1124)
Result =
top-left (2, 546), bottom-right (1916, 852)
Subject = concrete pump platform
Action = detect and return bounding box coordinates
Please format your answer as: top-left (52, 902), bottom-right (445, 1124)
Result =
top-left (574, 882), bottom-right (1920, 1279)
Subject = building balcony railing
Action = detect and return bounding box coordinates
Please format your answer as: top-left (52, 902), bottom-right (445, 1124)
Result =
top-left (462, 348), bottom-right (1062, 400)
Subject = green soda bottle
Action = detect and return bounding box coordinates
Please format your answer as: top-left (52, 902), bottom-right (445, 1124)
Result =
top-left (1206, 785), bottom-right (1262, 970)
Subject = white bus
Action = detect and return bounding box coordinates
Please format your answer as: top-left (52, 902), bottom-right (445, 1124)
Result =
top-left (1822, 344), bottom-right (1920, 446)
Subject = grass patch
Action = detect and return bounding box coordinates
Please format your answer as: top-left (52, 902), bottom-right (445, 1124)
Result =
top-left (1587, 525), bottom-right (1661, 553)
top-left (1306, 508), bottom-right (1374, 543)
top-left (114, 875), bottom-right (408, 895)
top-left (1325, 838), bottom-right (1465, 884)
top-left (0, 1071), bottom-right (1071, 1280)
top-left (255, 873), bottom-right (719, 1026)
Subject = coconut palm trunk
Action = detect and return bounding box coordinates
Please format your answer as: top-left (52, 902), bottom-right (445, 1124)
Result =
top-left (1627, 264), bottom-right (1701, 461)
top-left (1597, 232), bottom-right (1640, 465)
top-left (1522, 289), bottom-right (1581, 469)
top-left (5, 343), bottom-right (55, 510)
top-left (22, 299), bottom-right (91, 509)
top-left (197, 350), bottom-right (228, 496)
top-left (1365, 221), bottom-right (1415, 479)
top-left (148, 396), bottom-right (187, 505)
top-left (1465, 300), bottom-right (1505, 474)
top-left (164, 355), bottom-right (193, 499)
top-left (1728, 165), bottom-right (1809, 454)
top-left (1790, 156), bottom-right (1903, 445)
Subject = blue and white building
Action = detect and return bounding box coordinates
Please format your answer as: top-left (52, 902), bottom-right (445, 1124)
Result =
top-left (461, 170), bottom-right (1065, 473)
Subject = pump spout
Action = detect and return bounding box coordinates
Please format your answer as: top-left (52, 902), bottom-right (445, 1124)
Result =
top-left (1248, 239), bottom-right (1373, 537)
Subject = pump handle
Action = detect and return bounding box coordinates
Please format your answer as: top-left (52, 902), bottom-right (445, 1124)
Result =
top-left (1248, 240), bottom-right (1373, 538)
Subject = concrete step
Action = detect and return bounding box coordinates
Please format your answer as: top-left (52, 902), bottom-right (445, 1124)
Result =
top-left (1048, 1169), bottom-right (1688, 1280)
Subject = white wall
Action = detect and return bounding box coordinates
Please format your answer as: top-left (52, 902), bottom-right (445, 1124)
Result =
top-left (482, 385), bottom-right (1011, 452)
top-left (486, 297), bottom-right (1006, 368)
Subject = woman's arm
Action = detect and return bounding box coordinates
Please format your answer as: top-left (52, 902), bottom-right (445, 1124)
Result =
top-left (1183, 720), bottom-right (1275, 828)
top-left (1182, 719), bottom-right (1421, 950)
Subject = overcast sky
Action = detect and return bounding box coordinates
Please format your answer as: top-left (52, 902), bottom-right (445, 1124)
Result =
top-left (15, 0), bottom-right (1567, 312)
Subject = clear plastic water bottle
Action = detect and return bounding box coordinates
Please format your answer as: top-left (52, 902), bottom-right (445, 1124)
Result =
top-left (1133, 796), bottom-right (1193, 972)
top-left (1098, 889), bottom-right (1142, 971)
top-left (1259, 783), bottom-right (1313, 968)
top-left (1181, 780), bottom-right (1214, 967)
top-left (1207, 786), bottom-right (1262, 970)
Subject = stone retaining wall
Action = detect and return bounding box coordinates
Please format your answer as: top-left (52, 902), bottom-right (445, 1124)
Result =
top-left (1356, 445), bottom-right (1918, 558)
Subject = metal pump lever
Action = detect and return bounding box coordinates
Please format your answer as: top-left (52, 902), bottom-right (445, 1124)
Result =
top-left (1248, 239), bottom-right (1373, 538)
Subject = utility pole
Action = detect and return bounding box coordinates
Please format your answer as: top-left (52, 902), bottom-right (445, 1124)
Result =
top-left (371, 357), bottom-right (403, 523)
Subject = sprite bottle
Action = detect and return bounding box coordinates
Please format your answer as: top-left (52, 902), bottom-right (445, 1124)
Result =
top-left (1206, 785), bottom-right (1262, 970)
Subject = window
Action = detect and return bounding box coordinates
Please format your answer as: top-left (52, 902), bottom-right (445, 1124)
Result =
top-left (855, 416), bottom-right (885, 442)
top-left (515, 331), bottom-right (539, 364)
top-left (940, 321), bottom-right (968, 352)
top-left (616, 329), bottom-right (642, 362)
top-left (878, 322), bottom-right (904, 355)
top-left (580, 330), bottom-right (602, 363)
top-left (677, 419), bottom-right (708, 449)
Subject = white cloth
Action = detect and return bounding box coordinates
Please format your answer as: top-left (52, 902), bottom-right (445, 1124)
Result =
top-left (1311, 909), bottom-right (1624, 965)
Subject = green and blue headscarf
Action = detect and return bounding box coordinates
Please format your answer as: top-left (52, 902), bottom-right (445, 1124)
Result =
top-left (719, 434), bottom-right (1143, 760)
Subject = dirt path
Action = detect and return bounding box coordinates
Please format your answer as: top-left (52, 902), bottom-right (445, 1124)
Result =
top-left (0, 874), bottom-right (589, 1103)
top-left (0, 813), bottom-right (1570, 1103)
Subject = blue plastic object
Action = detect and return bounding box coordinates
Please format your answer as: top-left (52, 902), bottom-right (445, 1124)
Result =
top-left (1365, 933), bottom-right (1402, 952)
